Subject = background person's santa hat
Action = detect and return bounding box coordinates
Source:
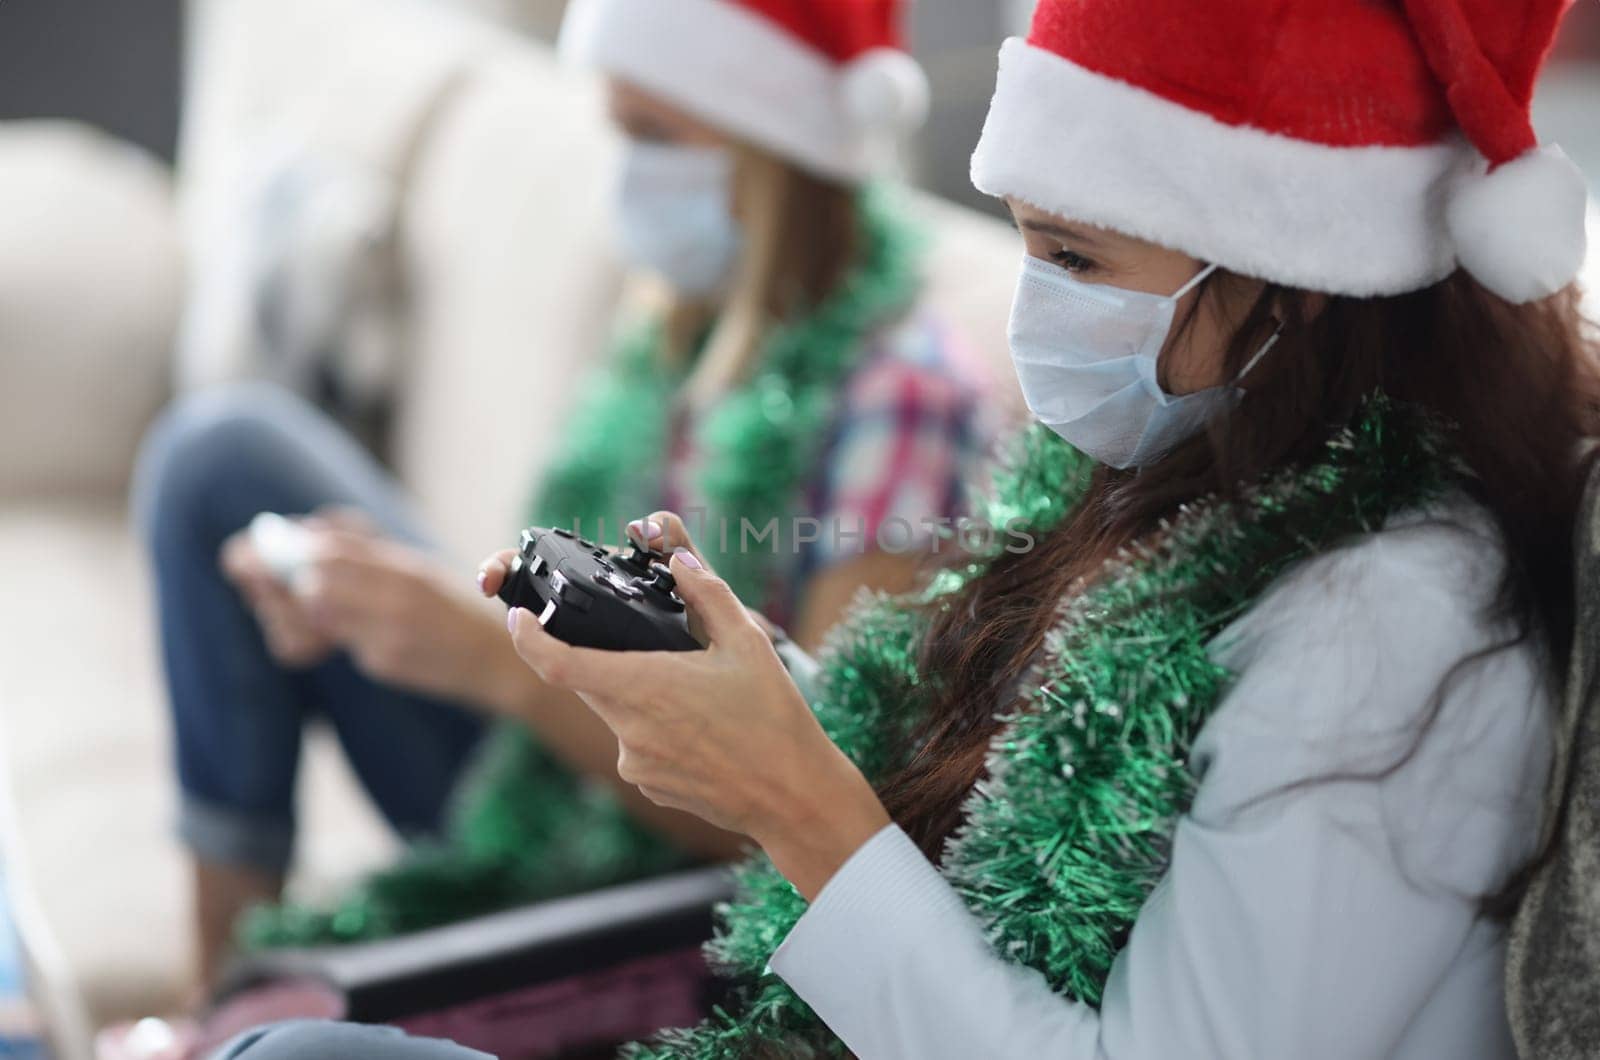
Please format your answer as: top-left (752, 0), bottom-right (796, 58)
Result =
top-left (973, 0), bottom-right (1590, 305)
top-left (560, 0), bottom-right (929, 183)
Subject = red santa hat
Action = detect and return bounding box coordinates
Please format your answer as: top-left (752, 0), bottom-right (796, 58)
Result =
top-left (972, 0), bottom-right (1590, 304)
top-left (560, 0), bottom-right (929, 184)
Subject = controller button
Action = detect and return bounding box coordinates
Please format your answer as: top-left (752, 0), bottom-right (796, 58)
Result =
top-left (622, 545), bottom-right (659, 571)
top-left (551, 572), bottom-right (593, 612)
top-left (577, 537), bottom-right (596, 551)
top-left (590, 570), bottom-right (644, 601)
top-left (552, 527), bottom-right (576, 540)
top-left (646, 562), bottom-right (677, 594)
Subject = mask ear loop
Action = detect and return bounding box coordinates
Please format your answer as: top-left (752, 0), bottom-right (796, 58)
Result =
top-left (1236, 325), bottom-right (1284, 384)
top-left (1178, 261), bottom-right (1283, 385)
top-left (1166, 262), bottom-right (1281, 388)
top-left (1171, 262), bottom-right (1220, 301)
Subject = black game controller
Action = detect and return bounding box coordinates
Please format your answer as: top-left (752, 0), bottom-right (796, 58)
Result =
top-left (497, 527), bottom-right (703, 653)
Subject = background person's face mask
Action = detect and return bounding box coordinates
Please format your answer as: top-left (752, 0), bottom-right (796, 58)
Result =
top-left (616, 142), bottom-right (743, 298)
top-left (1007, 256), bottom-right (1279, 469)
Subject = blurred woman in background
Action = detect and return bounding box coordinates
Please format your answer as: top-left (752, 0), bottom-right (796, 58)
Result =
top-left (126, 0), bottom-right (985, 1022)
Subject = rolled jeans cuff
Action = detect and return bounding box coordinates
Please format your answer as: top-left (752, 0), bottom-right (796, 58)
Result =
top-left (179, 795), bottom-right (295, 876)
top-left (209, 1021), bottom-right (494, 1059)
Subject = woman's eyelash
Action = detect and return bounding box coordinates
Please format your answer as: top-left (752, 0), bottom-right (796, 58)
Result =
top-left (1051, 249), bottom-right (1097, 273)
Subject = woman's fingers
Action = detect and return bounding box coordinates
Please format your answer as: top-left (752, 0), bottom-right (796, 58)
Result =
top-left (294, 549), bottom-right (390, 636)
top-left (668, 549), bottom-right (759, 647)
top-left (506, 606), bottom-right (667, 703)
top-left (220, 530), bottom-right (271, 587)
top-left (476, 550), bottom-right (518, 597)
top-left (626, 516), bottom-right (665, 549)
top-left (255, 592), bottom-right (329, 665)
top-left (304, 505), bottom-right (380, 537)
top-left (221, 533), bottom-right (314, 629)
top-left (506, 606), bottom-right (596, 688)
top-left (634, 511), bottom-right (708, 566)
top-left (745, 608), bottom-right (784, 644)
top-left (225, 549), bottom-right (329, 664)
top-left (310, 526), bottom-right (393, 563)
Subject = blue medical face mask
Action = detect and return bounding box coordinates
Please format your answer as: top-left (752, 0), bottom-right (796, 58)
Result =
top-left (615, 141), bottom-right (743, 298)
top-left (1006, 256), bottom-right (1281, 469)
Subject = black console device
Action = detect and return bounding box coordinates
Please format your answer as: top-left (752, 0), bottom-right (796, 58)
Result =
top-left (497, 527), bottom-right (702, 653)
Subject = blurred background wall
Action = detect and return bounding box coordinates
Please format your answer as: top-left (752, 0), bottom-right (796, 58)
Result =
top-left (0, 0), bottom-right (184, 162)
top-left (2, 0), bottom-right (1593, 208)
top-left (1539, 0), bottom-right (1600, 200)
top-left (907, 0), bottom-right (1014, 212)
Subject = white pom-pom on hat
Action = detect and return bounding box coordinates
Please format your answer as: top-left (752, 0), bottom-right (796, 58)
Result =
top-left (1448, 144), bottom-right (1591, 305)
top-left (842, 47), bottom-right (931, 138)
top-left (563, 0), bottom-right (926, 182)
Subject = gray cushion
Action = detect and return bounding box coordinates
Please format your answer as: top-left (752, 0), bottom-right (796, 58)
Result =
top-left (1506, 461), bottom-right (1600, 1058)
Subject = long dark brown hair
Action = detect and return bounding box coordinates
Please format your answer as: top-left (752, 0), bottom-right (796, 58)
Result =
top-left (664, 146), bottom-right (858, 381)
top-left (879, 269), bottom-right (1600, 898)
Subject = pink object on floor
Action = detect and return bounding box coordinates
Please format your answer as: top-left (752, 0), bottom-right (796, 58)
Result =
top-left (99, 948), bottom-right (705, 1060)
top-left (397, 946), bottom-right (710, 1060)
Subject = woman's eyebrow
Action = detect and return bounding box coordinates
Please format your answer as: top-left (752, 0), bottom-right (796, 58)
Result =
top-left (1018, 218), bottom-right (1109, 248)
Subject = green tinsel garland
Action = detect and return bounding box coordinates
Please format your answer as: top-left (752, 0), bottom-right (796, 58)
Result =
top-left (622, 395), bottom-right (1455, 1059)
top-left (239, 188), bottom-right (925, 949)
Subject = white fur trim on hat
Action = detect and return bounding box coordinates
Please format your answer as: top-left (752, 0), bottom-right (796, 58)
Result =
top-left (561, 0), bottom-right (924, 182)
top-left (972, 38), bottom-right (1477, 297)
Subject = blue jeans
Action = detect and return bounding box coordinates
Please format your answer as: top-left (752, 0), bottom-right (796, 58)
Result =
top-left (133, 383), bottom-right (486, 875)
top-left (212, 1022), bottom-right (492, 1060)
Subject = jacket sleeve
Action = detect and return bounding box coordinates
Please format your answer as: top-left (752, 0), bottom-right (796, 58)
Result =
top-left (770, 515), bottom-right (1552, 1060)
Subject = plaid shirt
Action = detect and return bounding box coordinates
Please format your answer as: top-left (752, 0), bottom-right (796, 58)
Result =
top-left (662, 312), bottom-right (993, 627)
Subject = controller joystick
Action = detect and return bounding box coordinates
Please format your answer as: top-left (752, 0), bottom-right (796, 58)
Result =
top-left (498, 528), bottom-right (701, 653)
top-left (643, 560), bottom-right (675, 592)
top-left (618, 542), bottom-right (666, 575)
top-left (640, 562), bottom-right (685, 613)
top-left (646, 562), bottom-right (676, 592)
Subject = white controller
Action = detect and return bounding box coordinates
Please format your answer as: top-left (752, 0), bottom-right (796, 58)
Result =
top-left (248, 512), bottom-right (315, 583)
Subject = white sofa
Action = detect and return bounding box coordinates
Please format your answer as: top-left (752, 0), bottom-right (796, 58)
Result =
top-left (0, 1), bottom-right (1023, 1053)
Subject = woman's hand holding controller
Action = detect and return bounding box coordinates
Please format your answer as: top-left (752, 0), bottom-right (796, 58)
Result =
top-left (225, 510), bottom-right (530, 710)
top-left (223, 527), bottom-right (334, 668)
top-left (220, 511), bottom-right (362, 668)
top-left (492, 511), bottom-right (892, 901)
top-left (616, 511), bottom-right (785, 646)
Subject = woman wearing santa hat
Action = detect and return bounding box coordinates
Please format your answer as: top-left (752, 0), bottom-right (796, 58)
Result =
top-left (122, 0), bottom-right (982, 1041)
top-left (214, 0), bottom-right (1596, 1056)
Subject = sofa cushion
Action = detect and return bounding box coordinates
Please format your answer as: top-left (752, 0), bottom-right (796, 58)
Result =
top-left (0, 502), bottom-right (401, 1043)
top-left (175, 0), bottom-right (504, 407)
top-left (388, 47), bottom-right (627, 566)
top-left (0, 122), bottom-right (180, 500)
